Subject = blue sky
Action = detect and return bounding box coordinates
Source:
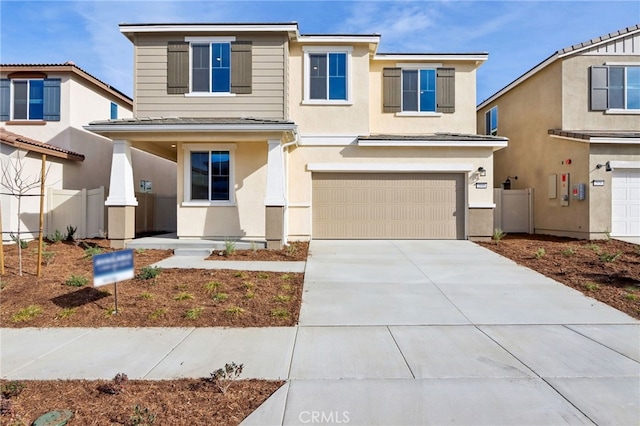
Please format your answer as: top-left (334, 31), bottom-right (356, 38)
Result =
top-left (1, 0), bottom-right (638, 103)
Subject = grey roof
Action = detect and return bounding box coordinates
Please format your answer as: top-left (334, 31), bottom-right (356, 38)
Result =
top-left (558, 24), bottom-right (640, 55)
top-left (478, 24), bottom-right (640, 108)
top-left (548, 129), bottom-right (640, 140)
top-left (88, 117), bottom-right (295, 126)
top-left (359, 133), bottom-right (508, 142)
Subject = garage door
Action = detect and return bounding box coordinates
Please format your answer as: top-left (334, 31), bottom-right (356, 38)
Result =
top-left (611, 169), bottom-right (640, 236)
top-left (312, 172), bottom-right (464, 239)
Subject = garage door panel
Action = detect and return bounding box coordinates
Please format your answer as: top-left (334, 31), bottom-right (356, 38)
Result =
top-left (611, 169), bottom-right (640, 237)
top-left (312, 172), bottom-right (464, 239)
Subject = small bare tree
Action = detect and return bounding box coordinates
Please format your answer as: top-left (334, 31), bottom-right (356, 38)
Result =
top-left (1, 152), bottom-right (48, 276)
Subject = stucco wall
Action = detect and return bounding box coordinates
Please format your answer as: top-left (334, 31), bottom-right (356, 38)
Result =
top-left (370, 60), bottom-right (478, 135)
top-left (286, 143), bottom-right (495, 239)
top-left (288, 43), bottom-right (371, 136)
top-left (176, 141), bottom-right (268, 239)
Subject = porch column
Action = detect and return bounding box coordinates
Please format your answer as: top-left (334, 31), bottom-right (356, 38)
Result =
top-left (264, 140), bottom-right (286, 249)
top-left (105, 139), bottom-right (138, 249)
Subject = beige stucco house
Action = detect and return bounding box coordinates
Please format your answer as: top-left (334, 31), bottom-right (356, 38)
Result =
top-left (477, 25), bottom-right (640, 240)
top-left (0, 63), bottom-right (177, 241)
top-left (87, 22), bottom-right (507, 248)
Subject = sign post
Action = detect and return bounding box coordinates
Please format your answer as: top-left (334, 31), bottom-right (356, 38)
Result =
top-left (93, 249), bottom-right (134, 314)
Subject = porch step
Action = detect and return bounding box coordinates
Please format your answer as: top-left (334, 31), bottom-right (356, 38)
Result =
top-left (173, 248), bottom-right (213, 257)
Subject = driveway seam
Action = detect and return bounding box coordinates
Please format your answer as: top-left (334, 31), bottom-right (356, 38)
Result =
top-left (386, 326), bottom-right (415, 379)
top-left (563, 324), bottom-right (640, 363)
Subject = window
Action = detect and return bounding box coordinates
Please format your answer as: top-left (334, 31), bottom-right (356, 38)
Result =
top-left (192, 43), bottom-right (231, 93)
top-left (590, 65), bottom-right (640, 111)
top-left (402, 69), bottom-right (436, 112)
top-left (184, 144), bottom-right (235, 205)
top-left (383, 67), bottom-right (455, 114)
top-left (303, 46), bottom-right (352, 103)
top-left (167, 40), bottom-right (252, 95)
top-left (309, 53), bottom-right (347, 100)
top-left (110, 102), bottom-right (118, 120)
top-left (485, 106), bottom-right (498, 136)
top-left (0, 78), bottom-right (61, 121)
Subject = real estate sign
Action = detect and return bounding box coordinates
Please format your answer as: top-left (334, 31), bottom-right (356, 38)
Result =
top-left (93, 249), bottom-right (134, 287)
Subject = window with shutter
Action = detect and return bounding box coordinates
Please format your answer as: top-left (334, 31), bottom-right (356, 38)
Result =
top-left (384, 66), bottom-right (454, 114)
top-left (590, 65), bottom-right (640, 111)
top-left (168, 40), bottom-right (252, 95)
top-left (3, 78), bottom-right (60, 121)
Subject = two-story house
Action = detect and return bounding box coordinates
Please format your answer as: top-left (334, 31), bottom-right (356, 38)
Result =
top-left (87, 22), bottom-right (507, 248)
top-left (0, 63), bottom-right (177, 242)
top-left (477, 25), bottom-right (639, 240)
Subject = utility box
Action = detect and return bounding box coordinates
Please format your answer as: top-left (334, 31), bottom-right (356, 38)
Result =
top-left (560, 173), bottom-right (570, 206)
top-left (572, 183), bottom-right (586, 201)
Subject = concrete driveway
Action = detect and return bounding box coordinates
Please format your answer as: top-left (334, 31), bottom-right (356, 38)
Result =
top-left (244, 240), bottom-right (639, 426)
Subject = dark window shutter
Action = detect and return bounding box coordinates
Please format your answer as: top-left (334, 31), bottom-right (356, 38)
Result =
top-left (436, 67), bottom-right (455, 113)
top-left (590, 66), bottom-right (608, 111)
top-left (0, 79), bottom-right (9, 121)
top-left (167, 41), bottom-right (189, 94)
top-left (231, 41), bottom-right (252, 94)
top-left (383, 68), bottom-right (401, 113)
top-left (43, 79), bottom-right (61, 121)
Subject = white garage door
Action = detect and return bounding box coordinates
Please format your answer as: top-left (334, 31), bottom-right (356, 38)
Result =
top-left (611, 169), bottom-right (640, 237)
top-left (312, 172), bottom-right (465, 239)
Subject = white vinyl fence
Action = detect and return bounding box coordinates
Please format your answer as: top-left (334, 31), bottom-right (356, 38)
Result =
top-left (48, 187), bottom-right (105, 239)
top-left (494, 188), bottom-right (534, 233)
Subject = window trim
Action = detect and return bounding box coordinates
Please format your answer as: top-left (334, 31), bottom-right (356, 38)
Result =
top-left (485, 106), bottom-right (498, 136)
top-left (182, 143), bottom-right (237, 206)
top-left (303, 45), bottom-right (353, 104)
top-left (187, 36), bottom-right (236, 95)
top-left (401, 68), bottom-right (437, 113)
top-left (11, 78), bottom-right (44, 121)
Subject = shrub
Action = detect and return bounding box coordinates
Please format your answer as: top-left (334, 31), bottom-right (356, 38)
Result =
top-left (244, 291), bottom-right (256, 299)
top-left (212, 293), bottom-right (229, 302)
top-left (624, 293), bottom-right (638, 301)
top-left (65, 225), bottom-right (77, 242)
top-left (56, 308), bottom-right (77, 319)
top-left (274, 294), bottom-right (291, 303)
top-left (47, 229), bottom-right (65, 243)
top-left (138, 292), bottom-right (153, 300)
top-left (136, 266), bottom-right (161, 280)
top-left (41, 250), bottom-right (56, 266)
top-left (97, 373), bottom-right (128, 395)
top-left (224, 239), bottom-right (236, 256)
top-left (149, 308), bottom-right (167, 320)
top-left (9, 232), bottom-right (28, 249)
top-left (492, 228), bottom-right (506, 243)
top-left (204, 281), bottom-right (222, 293)
top-left (12, 305), bottom-right (43, 322)
top-left (1, 381), bottom-right (25, 398)
top-left (599, 251), bottom-right (622, 263)
top-left (583, 282), bottom-right (600, 291)
top-left (173, 292), bottom-right (194, 301)
top-left (534, 248), bottom-right (546, 259)
top-left (83, 244), bottom-right (103, 259)
top-left (65, 274), bottom-right (89, 287)
top-left (129, 405), bottom-right (156, 425)
top-left (224, 306), bottom-right (244, 316)
top-left (209, 362), bottom-right (244, 394)
top-left (270, 308), bottom-right (290, 318)
top-left (561, 247), bottom-right (575, 256)
top-left (184, 307), bottom-right (203, 320)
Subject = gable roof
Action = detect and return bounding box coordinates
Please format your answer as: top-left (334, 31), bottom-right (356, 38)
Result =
top-left (477, 24), bottom-right (640, 109)
top-left (0, 128), bottom-right (85, 161)
top-left (0, 62), bottom-right (132, 107)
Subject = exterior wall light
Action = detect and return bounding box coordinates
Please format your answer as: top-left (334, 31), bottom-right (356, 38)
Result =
top-left (596, 161), bottom-right (613, 172)
top-left (477, 166), bottom-right (486, 176)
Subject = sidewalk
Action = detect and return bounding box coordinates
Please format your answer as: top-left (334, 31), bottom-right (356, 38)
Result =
top-left (2, 240), bottom-right (639, 425)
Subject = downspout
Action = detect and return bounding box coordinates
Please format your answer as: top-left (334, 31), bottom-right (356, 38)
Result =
top-left (280, 127), bottom-right (299, 246)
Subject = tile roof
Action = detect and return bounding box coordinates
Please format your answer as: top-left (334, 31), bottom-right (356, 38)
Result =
top-left (88, 117), bottom-right (295, 126)
top-left (548, 129), bottom-right (640, 140)
top-left (359, 133), bottom-right (508, 142)
top-left (0, 128), bottom-right (85, 161)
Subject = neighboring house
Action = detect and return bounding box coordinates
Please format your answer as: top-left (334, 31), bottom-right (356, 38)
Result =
top-left (0, 63), bottom-right (177, 242)
top-left (86, 23), bottom-right (507, 248)
top-left (477, 25), bottom-right (640, 240)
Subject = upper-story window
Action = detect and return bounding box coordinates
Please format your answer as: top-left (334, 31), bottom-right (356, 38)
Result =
top-left (110, 102), bottom-right (118, 119)
top-left (167, 39), bottom-right (252, 96)
top-left (485, 106), bottom-right (498, 136)
top-left (383, 67), bottom-right (455, 114)
top-left (303, 46), bottom-right (352, 104)
top-left (402, 69), bottom-right (436, 112)
top-left (591, 65), bottom-right (640, 111)
top-left (192, 43), bottom-right (231, 93)
top-left (0, 78), bottom-right (61, 121)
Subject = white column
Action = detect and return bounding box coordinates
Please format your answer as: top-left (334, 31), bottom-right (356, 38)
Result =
top-left (264, 140), bottom-right (285, 206)
top-left (105, 139), bottom-right (138, 206)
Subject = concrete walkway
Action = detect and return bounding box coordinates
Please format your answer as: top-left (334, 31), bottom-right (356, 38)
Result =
top-left (1, 240), bottom-right (638, 425)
